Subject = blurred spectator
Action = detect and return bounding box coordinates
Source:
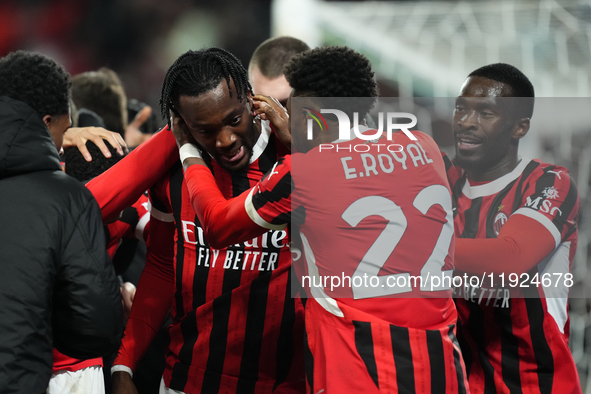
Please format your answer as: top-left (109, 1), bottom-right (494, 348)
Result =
top-left (0, 50), bottom-right (123, 394)
top-left (72, 67), bottom-right (128, 137)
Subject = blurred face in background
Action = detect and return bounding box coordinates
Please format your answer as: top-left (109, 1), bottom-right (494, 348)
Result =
top-left (249, 65), bottom-right (291, 107)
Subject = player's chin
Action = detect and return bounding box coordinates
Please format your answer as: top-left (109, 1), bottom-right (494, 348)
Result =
top-left (453, 151), bottom-right (482, 171)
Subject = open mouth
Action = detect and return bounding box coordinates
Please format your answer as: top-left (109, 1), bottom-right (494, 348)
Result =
top-left (220, 145), bottom-right (245, 163)
top-left (456, 135), bottom-right (483, 150)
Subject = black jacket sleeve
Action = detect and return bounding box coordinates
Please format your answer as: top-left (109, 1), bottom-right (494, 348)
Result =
top-left (52, 195), bottom-right (124, 359)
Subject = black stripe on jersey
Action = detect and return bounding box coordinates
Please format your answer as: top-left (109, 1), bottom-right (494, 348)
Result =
top-left (303, 328), bottom-right (314, 393)
top-left (353, 321), bottom-right (379, 389)
top-left (257, 133), bottom-right (278, 175)
top-left (169, 163), bottom-right (185, 320)
top-left (390, 325), bottom-right (416, 394)
top-left (168, 162), bottom-right (191, 390)
top-left (447, 326), bottom-right (468, 394)
top-left (494, 305), bottom-right (523, 393)
top-left (443, 153), bottom-right (454, 173)
top-left (511, 161), bottom-right (539, 213)
top-left (201, 294), bottom-right (232, 393)
top-left (456, 318), bottom-right (472, 377)
top-left (426, 330), bottom-right (446, 394)
top-left (467, 301), bottom-right (497, 394)
top-left (192, 219), bottom-right (210, 309)
top-left (459, 197), bottom-right (483, 239)
top-left (485, 181), bottom-right (517, 238)
top-left (452, 175), bottom-right (467, 220)
top-left (273, 267), bottom-right (297, 391)
top-left (553, 173), bottom-right (578, 230)
top-left (202, 248), bottom-right (245, 393)
top-left (524, 297), bottom-right (554, 394)
top-left (170, 310), bottom-right (199, 389)
top-left (231, 170), bottom-right (251, 198)
top-left (252, 172), bottom-right (292, 225)
top-left (202, 165), bottom-right (253, 392)
top-left (236, 272), bottom-right (273, 394)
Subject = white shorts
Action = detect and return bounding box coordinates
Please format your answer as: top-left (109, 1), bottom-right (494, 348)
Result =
top-left (47, 365), bottom-right (104, 394)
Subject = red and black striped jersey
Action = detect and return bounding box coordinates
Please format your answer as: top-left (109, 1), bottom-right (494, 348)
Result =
top-left (250, 130), bottom-right (457, 328)
top-left (247, 130), bottom-right (468, 393)
top-left (147, 123), bottom-right (305, 393)
top-left (303, 298), bottom-right (468, 394)
top-left (449, 157), bottom-right (581, 394)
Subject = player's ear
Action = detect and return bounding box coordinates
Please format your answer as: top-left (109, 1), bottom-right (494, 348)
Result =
top-left (247, 93), bottom-right (256, 117)
top-left (42, 114), bottom-right (52, 127)
top-left (512, 117), bottom-right (530, 140)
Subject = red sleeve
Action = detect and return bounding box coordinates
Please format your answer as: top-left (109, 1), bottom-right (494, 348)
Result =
top-left (86, 126), bottom-right (179, 223)
top-left (114, 212), bottom-right (175, 370)
top-left (184, 164), bottom-right (267, 249)
top-left (455, 214), bottom-right (555, 276)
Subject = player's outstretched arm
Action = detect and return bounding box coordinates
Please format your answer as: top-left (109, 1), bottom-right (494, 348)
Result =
top-left (86, 126), bottom-right (179, 223)
top-left (112, 214), bottom-right (175, 392)
top-left (183, 162), bottom-right (269, 249)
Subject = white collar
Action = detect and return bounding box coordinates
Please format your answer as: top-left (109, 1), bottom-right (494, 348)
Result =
top-left (462, 158), bottom-right (532, 199)
top-left (250, 119), bottom-right (271, 164)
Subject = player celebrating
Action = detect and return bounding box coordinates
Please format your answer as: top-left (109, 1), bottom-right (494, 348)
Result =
top-left (176, 46), bottom-right (469, 393)
top-left (448, 63), bottom-right (581, 393)
top-left (111, 48), bottom-right (305, 394)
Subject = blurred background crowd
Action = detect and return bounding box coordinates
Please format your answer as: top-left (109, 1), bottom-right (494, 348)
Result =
top-left (1, 0), bottom-right (591, 391)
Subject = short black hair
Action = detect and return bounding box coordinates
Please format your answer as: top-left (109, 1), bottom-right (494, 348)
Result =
top-left (284, 46), bottom-right (378, 117)
top-left (468, 63), bottom-right (535, 118)
top-left (62, 141), bottom-right (123, 183)
top-left (249, 36), bottom-right (310, 78)
top-left (0, 50), bottom-right (71, 116)
top-left (72, 68), bottom-right (128, 135)
top-left (160, 48), bottom-right (252, 126)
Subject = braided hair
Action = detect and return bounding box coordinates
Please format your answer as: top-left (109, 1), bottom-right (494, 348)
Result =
top-left (160, 48), bottom-right (252, 126)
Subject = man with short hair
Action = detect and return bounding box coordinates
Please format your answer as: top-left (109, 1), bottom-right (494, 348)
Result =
top-left (111, 47), bottom-right (304, 394)
top-left (249, 36), bottom-right (309, 106)
top-left (448, 63), bottom-right (582, 393)
top-left (0, 50), bottom-right (123, 394)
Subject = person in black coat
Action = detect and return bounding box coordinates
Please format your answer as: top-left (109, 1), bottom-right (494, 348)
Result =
top-left (0, 50), bottom-right (123, 394)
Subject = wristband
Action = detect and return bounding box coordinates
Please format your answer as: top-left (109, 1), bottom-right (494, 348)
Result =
top-left (179, 143), bottom-right (202, 163)
top-left (111, 364), bottom-right (133, 377)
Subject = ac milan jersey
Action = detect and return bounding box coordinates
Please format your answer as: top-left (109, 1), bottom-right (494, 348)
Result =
top-left (450, 158), bottom-right (581, 394)
top-left (149, 122), bottom-right (304, 393)
top-left (247, 130), bottom-right (468, 393)
top-left (106, 193), bottom-right (149, 258)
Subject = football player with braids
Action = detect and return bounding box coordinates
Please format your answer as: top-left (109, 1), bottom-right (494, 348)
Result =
top-left (111, 48), bottom-right (304, 394)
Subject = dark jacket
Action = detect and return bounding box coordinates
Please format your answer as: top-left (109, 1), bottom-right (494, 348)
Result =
top-left (0, 96), bottom-right (123, 393)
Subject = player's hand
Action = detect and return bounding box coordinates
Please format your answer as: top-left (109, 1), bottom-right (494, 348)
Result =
top-left (63, 127), bottom-right (128, 161)
top-left (170, 111), bottom-right (197, 148)
top-left (112, 371), bottom-right (138, 394)
top-left (252, 95), bottom-right (291, 149)
top-left (120, 282), bottom-right (136, 322)
top-left (125, 106), bottom-right (153, 148)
